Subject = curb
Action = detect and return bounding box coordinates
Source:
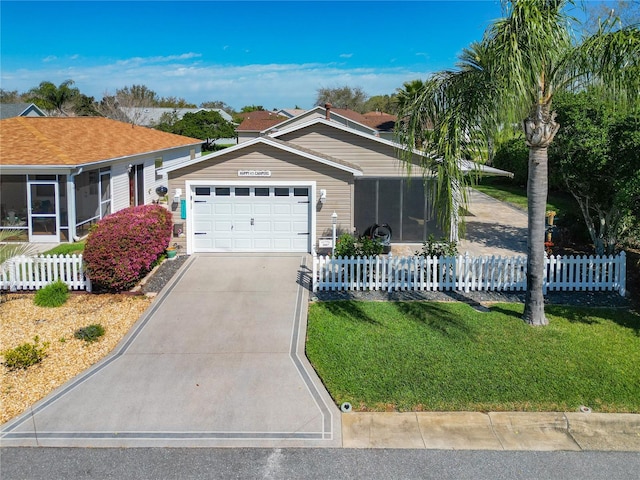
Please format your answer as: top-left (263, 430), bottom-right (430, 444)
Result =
top-left (342, 412), bottom-right (640, 451)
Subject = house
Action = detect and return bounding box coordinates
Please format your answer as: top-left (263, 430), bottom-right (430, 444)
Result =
top-left (236, 105), bottom-right (396, 142)
top-left (235, 111), bottom-right (289, 143)
top-left (163, 109), bottom-right (510, 255)
top-left (120, 107), bottom-right (237, 146)
top-left (0, 103), bottom-right (47, 120)
top-left (0, 116), bottom-right (202, 243)
top-left (120, 107), bottom-right (234, 125)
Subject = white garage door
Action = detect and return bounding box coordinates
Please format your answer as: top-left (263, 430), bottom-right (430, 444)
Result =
top-left (192, 186), bottom-right (311, 252)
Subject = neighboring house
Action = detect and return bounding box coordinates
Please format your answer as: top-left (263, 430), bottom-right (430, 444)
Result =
top-left (361, 111), bottom-right (397, 138)
top-left (163, 115), bottom-right (510, 254)
top-left (235, 111), bottom-right (290, 143)
top-left (0, 103), bottom-right (47, 120)
top-left (237, 105), bottom-right (395, 142)
top-left (120, 107), bottom-right (237, 146)
top-left (276, 108), bottom-right (306, 118)
top-left (0, 117), bottom-right (202, 243)
top-left (121, 107), bottom-right (234, 125)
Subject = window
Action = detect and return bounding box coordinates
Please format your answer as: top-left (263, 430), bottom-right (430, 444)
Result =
top-left (195, 187), bottom-right (211, 196)
top-left (255, 188), bottom-right (269, 196)
top-left (215, 187), bottom-right (230, 196)
top-left (354, 178), bottom-right (444, 242)
top-left (294, 188), bottom-right (309, 197)
top-left (274, 188), bottom-right (289, 196)
top-left (235, 188), bottom-right (250, 196)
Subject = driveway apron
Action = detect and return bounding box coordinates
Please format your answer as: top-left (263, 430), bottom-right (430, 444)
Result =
top-left (1, 254), bottom-right (341, 448)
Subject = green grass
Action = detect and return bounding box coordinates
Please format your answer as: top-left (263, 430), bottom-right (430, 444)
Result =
top-left (41, 241), bottom-right (86, 256)
top-left (473, 177), bottom-right (578, 216)
top-left (306, 301), bottom-right (640, 413)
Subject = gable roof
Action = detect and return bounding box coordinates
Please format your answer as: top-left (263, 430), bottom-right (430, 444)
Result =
top-left (0, 103), bottom-right (47, 120)
top-left (270, 117), bottom-right (513, 177)
top-left (162, 135), bottom-right (363, 176)
top-left (0, 117), bottom-right (202, 167)
top-left (249, 105), bottom-right (379, 137)
top-left (236, 111), bottom-right (289, 131)
top-left (361, 111), bottom-right (397, 131)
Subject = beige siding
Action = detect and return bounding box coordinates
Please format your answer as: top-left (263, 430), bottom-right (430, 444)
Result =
top-left (279, 123), bottom-right (423, 177)
top-left (167, 143), bottom-right (354, 251)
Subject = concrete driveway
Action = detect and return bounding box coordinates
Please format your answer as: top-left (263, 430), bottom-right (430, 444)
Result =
top-left (1, 254), bottom-right (341, 448)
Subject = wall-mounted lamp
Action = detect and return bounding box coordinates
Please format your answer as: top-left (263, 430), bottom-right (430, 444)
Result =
top-left (127, 164), bottom-right (133, 173)
top-left (319, 189), bottom-right (327, 204)
top-left (174, 188), bottom-right (182, 202)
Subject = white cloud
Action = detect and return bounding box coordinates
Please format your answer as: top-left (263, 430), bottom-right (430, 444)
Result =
top-left (1, 56), bottom-right (432, 110)
top-left (42, 55), bottom-right (57, 63)
top-left (340, 53), bottom-right (353, 59)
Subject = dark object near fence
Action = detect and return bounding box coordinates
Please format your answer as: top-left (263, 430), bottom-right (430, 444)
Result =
top-left (363, 223), bottom-right (392, 245)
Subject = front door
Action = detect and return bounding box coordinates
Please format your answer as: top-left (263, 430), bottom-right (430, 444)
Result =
top-left (27, 180), bottom-right (60, 243)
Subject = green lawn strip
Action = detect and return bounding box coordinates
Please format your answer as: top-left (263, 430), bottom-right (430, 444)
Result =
top-left (306, 301), bottom-right (640, 412)
top-left (473, 178), bottom-right (578, 217)
top-left (41, 241), bottom-right (86, 256)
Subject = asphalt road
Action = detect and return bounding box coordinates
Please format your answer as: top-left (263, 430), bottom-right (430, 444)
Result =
top-left (2, 448), bottom-right (640, 480)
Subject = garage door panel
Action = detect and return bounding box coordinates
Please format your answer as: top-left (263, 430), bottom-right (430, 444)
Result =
top-left (251, 219), bottom-right (270, 232)
top-left (192, 185), bottom-right (310, 253)
top-left (273, 222), bottom-right (293, 232)
top-left (193, 203), bottom-right (212, 215)
top-left (214, 204), bottom-right (233, 214)
top-left (293, 221), bottom-right (308, 232)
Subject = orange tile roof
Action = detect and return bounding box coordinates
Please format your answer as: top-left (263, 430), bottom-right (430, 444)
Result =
top-left (0, 117), bottom-right (202, 167)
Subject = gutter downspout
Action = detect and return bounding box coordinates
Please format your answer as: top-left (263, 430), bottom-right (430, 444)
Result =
top-left (68, 167), bottom-right (83, 242)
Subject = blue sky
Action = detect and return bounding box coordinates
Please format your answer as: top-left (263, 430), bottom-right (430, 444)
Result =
top-left (0, 0), bottom-right (593, 110)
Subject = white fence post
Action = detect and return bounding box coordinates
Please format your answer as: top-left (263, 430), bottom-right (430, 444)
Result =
top-left (310, 252), bottom-right (626, 296)
top-left (0, 254), bottom-right (90, 292)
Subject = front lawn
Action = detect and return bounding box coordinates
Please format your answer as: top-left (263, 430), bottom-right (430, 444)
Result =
top-left (306, 301), bottom-right (640, 413)
top-left (473, 177), bottom-right (578, 215)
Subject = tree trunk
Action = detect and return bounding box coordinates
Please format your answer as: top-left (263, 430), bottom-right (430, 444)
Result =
top-left (522, 104), bottom-right (559, 326)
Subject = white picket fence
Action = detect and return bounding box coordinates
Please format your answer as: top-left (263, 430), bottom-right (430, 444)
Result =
top-left (313, 252), bottom-right (626, 296)
top-left (0, 254), bottom-right (92, 292)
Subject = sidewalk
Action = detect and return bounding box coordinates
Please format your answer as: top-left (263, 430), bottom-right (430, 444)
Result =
top-left (342, 411), bottom-right (640, 451)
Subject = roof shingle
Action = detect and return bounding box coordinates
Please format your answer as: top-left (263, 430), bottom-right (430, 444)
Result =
top-left (0, 117), bottom-right (202, 167)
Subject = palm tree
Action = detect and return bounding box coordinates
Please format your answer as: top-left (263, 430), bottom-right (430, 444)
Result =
top-left (27, 79), bottom-right (79, 116)
top-left (395, 0), bottom-right (640, 326)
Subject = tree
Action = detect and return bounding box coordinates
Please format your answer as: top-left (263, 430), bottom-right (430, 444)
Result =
top-left (0, 89), bottom-right (21, 103)
top-left (240, 105), bottom-right (264, 113)
top-left (314, 86), bottom-right (368, 112)
top-left (363, 94), bottom-right (397, 114)
top-left (200, 100), bottom-right (234, 114)
top-left (157, 110), bottom-right (235, 150)
top-left (584, 0), bottom-right (640, 34)
top-left (99, 84), bottom-right (159, 124)
top-left (395, 0), bottom-right (640, 326)
top-left (26, 79), bottom-right (79, 116)
top-left (550, 89), bottom-right (640, 254)
top-left (72, 94), bottom-right (100, 116)
top-left (157, 96), bottom-right (196, 108)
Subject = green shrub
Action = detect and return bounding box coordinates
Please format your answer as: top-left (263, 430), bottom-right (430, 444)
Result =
top-left (415, 235), bottom-right (459, 258)
top-left (74, 324), bottom-right (105, 343)
top-left (34, 280), bottom-right (69, 307)
top-left (333, 233), bottom-right (384, 257)
top-left (2, 336), bottom-right (49, 370)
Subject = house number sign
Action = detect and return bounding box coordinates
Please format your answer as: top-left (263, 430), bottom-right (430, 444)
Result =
top-left (238, 170), bottom-right (271, 177)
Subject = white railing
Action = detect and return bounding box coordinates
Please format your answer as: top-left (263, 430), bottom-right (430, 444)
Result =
top-left (313, 252), bottom-right (626, 296)
top-left (0, 254), bottom-right (92, 292)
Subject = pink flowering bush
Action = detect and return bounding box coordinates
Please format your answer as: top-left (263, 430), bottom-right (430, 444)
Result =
top-left (84, 205), bottom-right (172, 292)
